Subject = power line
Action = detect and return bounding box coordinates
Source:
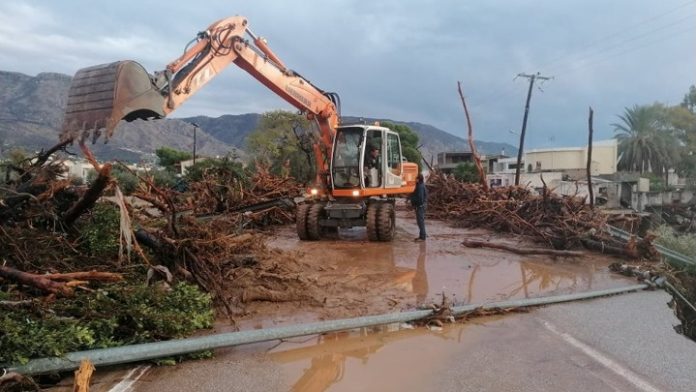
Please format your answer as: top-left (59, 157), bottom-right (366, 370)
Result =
top-left (471, 2), bottom-right (696, 108)
top-left (544, 12), bottom-right (696, 75)
top-left (555, 24), bottom-right (696, 76)
top-left (538, 0), bottom-right (696, 71)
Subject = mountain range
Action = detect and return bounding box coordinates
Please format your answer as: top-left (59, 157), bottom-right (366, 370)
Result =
top-left (0, 70), bottom-right (516, 162)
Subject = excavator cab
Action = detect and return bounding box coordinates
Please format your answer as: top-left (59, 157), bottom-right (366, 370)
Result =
top-left (61, 61), bottom-right (167, 142)
top-left (295, 124), bottom-right (418, 241)
top-left (330, 125), bottom-right (416, 195)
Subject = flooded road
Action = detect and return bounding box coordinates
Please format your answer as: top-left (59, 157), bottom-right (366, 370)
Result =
top-left (270, 215), bottom-right (632, 308)
top-left (51, 214), bottom-right (689, 391)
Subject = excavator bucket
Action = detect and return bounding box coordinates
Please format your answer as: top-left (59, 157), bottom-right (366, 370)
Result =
top-left (60, 60), bottom-right (167, 142)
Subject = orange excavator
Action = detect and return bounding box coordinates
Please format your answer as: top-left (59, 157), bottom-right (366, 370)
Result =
top-left (60, 16), bottom-right (418, 241)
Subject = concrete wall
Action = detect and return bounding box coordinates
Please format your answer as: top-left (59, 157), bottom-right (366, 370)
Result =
top-left (630, 190), bottom-right (695, 211)
top-left (487, 172), bottom-right (562, 189)
top-left (524, 140), bottom-right (617, 175)
top-left (526, 149), bottom-right (585, 172)
top-left (61, 160), bottom-right (93, 180)
top-left (555, 180), bottom-right (621, 207)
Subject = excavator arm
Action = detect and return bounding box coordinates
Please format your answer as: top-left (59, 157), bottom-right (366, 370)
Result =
top-left (61, 16), bottom-right (339, 188)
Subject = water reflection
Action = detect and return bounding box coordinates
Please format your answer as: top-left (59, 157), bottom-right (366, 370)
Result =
top-left (271, 325), bottom-right (460, 392)
top-left (412, 242), bottom-right (428, 305)
top-left (403, 245), bottom-right (617, 304)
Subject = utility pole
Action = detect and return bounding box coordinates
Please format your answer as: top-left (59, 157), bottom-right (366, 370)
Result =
top-left (514, 72), bottom-right (552, 186)
top-left (191, 122), bottom-right (199, 165)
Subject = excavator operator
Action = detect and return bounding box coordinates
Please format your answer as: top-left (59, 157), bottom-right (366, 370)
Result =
top-left (364, 145), bottom-right (381, 187)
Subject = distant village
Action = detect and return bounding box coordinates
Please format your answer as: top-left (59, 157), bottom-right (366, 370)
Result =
top-left (436, 138), bottom-right (692, 214)
top-left (44, 135), bottom-right (690, 220)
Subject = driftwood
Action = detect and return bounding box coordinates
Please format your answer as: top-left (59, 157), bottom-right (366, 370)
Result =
top-left (0, 265), bottom-right (70, 294)
top-left (73, 359), bottom-right (95, 392)
top-left (62, 163), bottom-right (112, 225)
top-left (457, 81), bottom-right (488, 191)
top-left (462, 239), bottom-right (585, 257)
top-left (0, 265), bottom-right (122, 295)
top-left (427, 170), bottom-right (658, 259)
top-left (41, 271), bottom-right (123, 282)
top-left (0, 372), bottom-right (38, 389)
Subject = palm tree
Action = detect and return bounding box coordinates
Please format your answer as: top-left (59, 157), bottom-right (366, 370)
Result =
top-left (612, 104), bottom-right (678, 175)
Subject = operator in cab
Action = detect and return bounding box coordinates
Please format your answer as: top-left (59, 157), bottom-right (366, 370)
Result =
top-left (364, 145), bottom-right (381, 187)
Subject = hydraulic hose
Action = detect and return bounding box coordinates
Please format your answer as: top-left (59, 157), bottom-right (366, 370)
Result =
top-left (4, 283), bottom-right (648, 376)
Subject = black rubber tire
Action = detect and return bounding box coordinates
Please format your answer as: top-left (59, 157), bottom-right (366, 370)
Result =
top-left (377, 202), bottom-right (395, 241)
top-left (366, 202), bottom-right (380, 241)
top-left (295, 203), bottom-right (310, 240)
top-left (306, 203), bottom-right (323, 241)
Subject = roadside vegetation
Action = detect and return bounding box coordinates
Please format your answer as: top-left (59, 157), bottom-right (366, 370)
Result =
top-left (613, 85), bottom-right (696, 185)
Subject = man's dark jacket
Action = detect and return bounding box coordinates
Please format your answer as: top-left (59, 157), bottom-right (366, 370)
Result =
top-left (410, 181), bottom-right (427, 207)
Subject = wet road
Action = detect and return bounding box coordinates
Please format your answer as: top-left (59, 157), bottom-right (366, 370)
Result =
top-left (88, 290), bottom-right (695, 392)
top-left (46, 216), bottom-right (696, 391)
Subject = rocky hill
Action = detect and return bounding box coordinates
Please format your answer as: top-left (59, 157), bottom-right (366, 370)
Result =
top-left (0, 71), bottom-right (235, 162)
top-left (0, 70), bottom-right (516, 162)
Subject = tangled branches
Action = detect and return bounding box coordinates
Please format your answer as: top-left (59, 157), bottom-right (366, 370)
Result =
top-left (426, 171), bottom-right (657, 259)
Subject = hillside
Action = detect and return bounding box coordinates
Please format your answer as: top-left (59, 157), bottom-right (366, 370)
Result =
top-left (0, 71), bottom-right (235, 161)
top-left (340, 116), bottom-right (516, 161)
top-left (0, 70), bottom-right (516, 162)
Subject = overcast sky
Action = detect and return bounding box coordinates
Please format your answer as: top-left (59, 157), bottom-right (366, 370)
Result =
top-left (1, 0), bottom-right (694, 148)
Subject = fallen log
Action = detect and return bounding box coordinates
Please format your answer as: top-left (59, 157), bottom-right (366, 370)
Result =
top-left (580, 238), bottom-right (634, 259)
top-left (0, 265), bottom-right (70, 295)
top-left (41, 271), bottom-right (123, 282)
top-left (461, 239), bottom-right (585, 257)
top-left (62, 163), bottom-right (112, 226)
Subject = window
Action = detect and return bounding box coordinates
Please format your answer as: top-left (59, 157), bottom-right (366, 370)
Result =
top-left (332, 128), bottom-right (362, 188)
top-left (364, 130), bottom-right (383, 187)
top-left (387, 133), bottom-right (401, 175)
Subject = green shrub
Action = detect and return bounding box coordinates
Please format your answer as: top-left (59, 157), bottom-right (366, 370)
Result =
top-left (79, 203), bottom-right (120, 257)
top-left (151, 168), bottom-right (179, 189)
top-left (453, 162), bottom-right (480, 183)
top-left (184, 155), bottom-right (246, 183)
top-left (653, 225), bottom-right (696, 258)
top-left (111, 165), bottom-right (139, 194)
top-left (0, 283), bottom-right (213, 365)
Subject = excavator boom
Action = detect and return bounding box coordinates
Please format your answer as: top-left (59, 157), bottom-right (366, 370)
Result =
top-left (61, 15), bottom-right (418, 242)
top-left (61, 16), bottom-right (339, 149)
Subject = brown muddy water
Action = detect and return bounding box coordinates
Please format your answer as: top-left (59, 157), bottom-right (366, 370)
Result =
top-left (48, 215), bottom-right (638, 391)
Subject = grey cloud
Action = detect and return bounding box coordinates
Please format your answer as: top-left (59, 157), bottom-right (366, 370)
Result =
top-left (1, 0), bottom-right (693, 149)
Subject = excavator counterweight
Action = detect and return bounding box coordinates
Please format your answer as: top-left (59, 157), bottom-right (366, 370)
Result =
top-left (61, 61), bottom-right (166, 142)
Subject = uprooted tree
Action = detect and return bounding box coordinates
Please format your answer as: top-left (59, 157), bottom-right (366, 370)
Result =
top-left (0, 140), bottom-right (311, 370)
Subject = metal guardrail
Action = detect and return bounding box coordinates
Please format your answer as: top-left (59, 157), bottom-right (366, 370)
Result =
top-left (605, 225), bottom-right (696, 268)
top-left (4, 284), bottom-right (648, 376)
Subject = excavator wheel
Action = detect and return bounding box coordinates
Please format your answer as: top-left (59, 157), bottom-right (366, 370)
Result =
top-left (366, 202), bottom-right (380, 241)
top-left (296, 203), bottom-right (310, 240)
top-left (306, 203), bottom-right (324, 241)
top-left (377, 202), bottom-right (395, 241)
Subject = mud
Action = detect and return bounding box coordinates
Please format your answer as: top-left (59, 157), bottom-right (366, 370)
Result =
top-left (227, 212), bottom-right (632, 330)
top-left (46, 213), bottom-right (638, 391)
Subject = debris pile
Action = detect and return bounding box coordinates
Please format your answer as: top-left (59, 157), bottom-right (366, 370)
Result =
top-left (0, 142), bottom-right (312, 371)
top-left (426, 171), bottom-right (658, 259)
top-left (180, 163), bottom-right (302, 226)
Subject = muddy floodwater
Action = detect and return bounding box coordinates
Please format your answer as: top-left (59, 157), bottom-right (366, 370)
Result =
top-left (270, 215), bottom-right (632, 308)
top-left (50, 214), bottom-right (643, 391)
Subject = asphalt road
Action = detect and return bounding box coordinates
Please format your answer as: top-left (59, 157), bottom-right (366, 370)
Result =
top-left (83, 289), bottom-right (690, 392)
top-left (42, 214), bottom-right (696, 391)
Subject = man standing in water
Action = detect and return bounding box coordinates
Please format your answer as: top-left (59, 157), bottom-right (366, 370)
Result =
top-left (410, 173), bottom-right (427, 241)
